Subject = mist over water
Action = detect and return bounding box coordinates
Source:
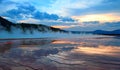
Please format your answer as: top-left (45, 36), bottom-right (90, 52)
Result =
top-left (0, 35), bottom-right (120, 70)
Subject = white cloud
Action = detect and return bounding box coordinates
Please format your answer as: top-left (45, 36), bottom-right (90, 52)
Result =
top-left (41, 0), bottom-right (103, 16)
top-left (18, 18), bottom-right (40, 23)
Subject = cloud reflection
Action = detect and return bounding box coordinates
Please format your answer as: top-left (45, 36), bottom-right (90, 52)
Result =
top-left (73, 45), bottom-right (120, 56)
top-left (52, 40), bottom-right (77, 44)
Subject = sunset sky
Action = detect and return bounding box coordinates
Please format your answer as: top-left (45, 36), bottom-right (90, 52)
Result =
top-left (0, 0), bottom-right (120, 31)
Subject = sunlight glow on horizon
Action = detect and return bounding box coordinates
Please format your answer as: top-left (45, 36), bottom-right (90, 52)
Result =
top-left (52, 25), bottom-right (77, 29)
top-left (72, 14), bottom-right (120, 23)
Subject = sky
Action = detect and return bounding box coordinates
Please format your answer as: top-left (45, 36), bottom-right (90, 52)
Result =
top-left (0, 0), bottom-right (120, 31)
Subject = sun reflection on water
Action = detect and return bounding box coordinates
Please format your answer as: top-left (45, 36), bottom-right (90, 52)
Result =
top-left (52, 40), bottom-right (78, 44)
top-left (73, 45), bottom-right (120, 56)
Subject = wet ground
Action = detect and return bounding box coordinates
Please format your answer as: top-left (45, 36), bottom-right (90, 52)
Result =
top-left (0, 35), bottom-right (120, 70)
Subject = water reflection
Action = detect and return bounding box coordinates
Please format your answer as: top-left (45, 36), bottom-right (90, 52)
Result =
top-left (73, 45), bottom-right (120, 56)
top-left (0, 43), bottom-right (12, 53)
top-left (0, 36), bottom-right (120, 70)
top-left (52, 40), bottom-right (77, 44)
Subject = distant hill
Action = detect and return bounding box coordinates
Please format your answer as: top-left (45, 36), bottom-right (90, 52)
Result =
top-left (69, 29), bottom-right (120, 35)
top-left (93, 29), bottom-right (120, 35)
top-left (0, 16), bottom-right (120, 38)
top-left (0, 16), bottom-right (68, 33)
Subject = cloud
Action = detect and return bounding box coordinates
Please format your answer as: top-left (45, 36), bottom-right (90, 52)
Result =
top-left (0, 0), bottom-right (17, 14)
top-left (33, 11), bottom-right (59, 20)
top-left (17, 17), bottom-right (79, 29)
top-left (65, 21), bottom-right (120, 31)
top-left (0, 0), bottom-right (119, 31)
top-left (52, 25), bottom-right (74, 29)
top-left (68, 0), bottom-right (120, 16)
top-left (1, 0), bottom-right (120, 18)
top-left (0, 1), bottom-right (75, 23)
top-left (72, 13), bottom-right (120, 22)
top-left (41, 0), bottom-right (103, 16)
top-left (18, 18), bottom-right (40, 23)
top-left (2, 3), bottom-right (36, 20)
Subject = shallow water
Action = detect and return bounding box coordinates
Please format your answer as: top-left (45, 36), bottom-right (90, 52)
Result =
top-left (0, 35), bottom-right (120, 70)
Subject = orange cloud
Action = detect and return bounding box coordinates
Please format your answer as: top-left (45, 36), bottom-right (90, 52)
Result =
top-left (52, 25), bottom-right (77, 29)
top-left (72, 14), bottom-right (120, 22)
top-left (52, 26), bottom-right (70, 29)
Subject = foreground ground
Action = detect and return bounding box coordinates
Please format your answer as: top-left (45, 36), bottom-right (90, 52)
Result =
top-left (0, 35), bottom-right (120, 70)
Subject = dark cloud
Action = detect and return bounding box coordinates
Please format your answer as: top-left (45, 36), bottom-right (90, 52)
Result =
top-left (17, 4), bottom-right (36, 13)
top-left (60, 17), bottom-right (75, 22)
top-left (33, 11), bottom-right (59, 20)
top-left (1, 3), bottom-right (36, 19)
top-left (0, 1), bottom-right (75, 22)
top-left (83, 21), bottom-right (100, 25)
